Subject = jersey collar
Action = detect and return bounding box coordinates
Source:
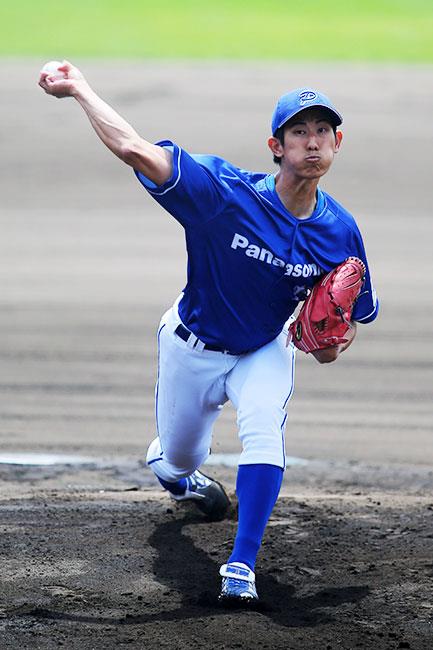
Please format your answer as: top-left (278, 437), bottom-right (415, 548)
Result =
top-left (264, 174), bottom-right (325, 222)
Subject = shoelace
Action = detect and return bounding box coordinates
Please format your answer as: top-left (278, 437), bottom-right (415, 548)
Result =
top-left (223, 577), bottom-right (252, 592)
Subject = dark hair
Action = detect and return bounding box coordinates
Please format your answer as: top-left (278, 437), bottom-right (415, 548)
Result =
top-left (272, 117), bottom-right (338, 166)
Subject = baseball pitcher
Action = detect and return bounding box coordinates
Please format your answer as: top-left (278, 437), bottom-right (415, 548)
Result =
top-left (39, 62), bottom-right (378, 604)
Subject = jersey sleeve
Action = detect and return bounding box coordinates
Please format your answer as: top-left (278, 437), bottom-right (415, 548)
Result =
top-left (350, 227), bottom-right (379, 324)
top-left (134, 140), bottom-right (231, 227)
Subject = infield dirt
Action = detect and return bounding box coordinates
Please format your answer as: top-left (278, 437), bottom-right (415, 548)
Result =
top-left (0, 61), bottom-right (432, 649)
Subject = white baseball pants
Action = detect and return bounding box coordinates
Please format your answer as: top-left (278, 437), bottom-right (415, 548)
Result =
top-left (146, 301), bottom-right (296, 481)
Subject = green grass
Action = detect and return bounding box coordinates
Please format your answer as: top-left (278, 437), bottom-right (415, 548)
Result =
top-left (2, 0), bottom-right (433, 62)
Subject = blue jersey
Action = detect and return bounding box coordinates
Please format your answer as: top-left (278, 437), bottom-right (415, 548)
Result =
top-left (135, 141), bottom-right (379, 354)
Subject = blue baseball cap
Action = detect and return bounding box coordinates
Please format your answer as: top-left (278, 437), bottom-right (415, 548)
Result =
top-left (271, 88), bottom-right (342, 135)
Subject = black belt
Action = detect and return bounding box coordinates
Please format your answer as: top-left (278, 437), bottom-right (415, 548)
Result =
top-left (174, 323), bottom-right (238, 355)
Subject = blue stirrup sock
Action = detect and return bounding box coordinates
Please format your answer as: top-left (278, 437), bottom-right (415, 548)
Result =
top-left (157, 476), bottom-right (188, 496)
top-left (228, 463), bottom-right (284, 571)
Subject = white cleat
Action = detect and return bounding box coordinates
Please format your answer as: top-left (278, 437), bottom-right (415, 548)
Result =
top-left (218, 562), bottom-right (258, 603)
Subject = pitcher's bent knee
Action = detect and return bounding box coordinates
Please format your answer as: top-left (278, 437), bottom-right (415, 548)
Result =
top-left (146, 437), bottom-right (208, 482)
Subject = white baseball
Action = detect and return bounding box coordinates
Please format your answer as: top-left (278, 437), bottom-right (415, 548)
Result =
top-left (41, 60), bottom-right (66, 80)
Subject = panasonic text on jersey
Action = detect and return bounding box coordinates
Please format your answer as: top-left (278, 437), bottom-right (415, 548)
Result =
top-left (230, 233), bottom-right (323, 278)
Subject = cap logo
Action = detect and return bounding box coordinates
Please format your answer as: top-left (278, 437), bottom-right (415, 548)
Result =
top-left (299, 90), bottom-right (317, 106)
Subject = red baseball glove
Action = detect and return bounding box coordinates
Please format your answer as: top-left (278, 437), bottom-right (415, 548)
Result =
top-left (288, 257), bottom-right (366, 353)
